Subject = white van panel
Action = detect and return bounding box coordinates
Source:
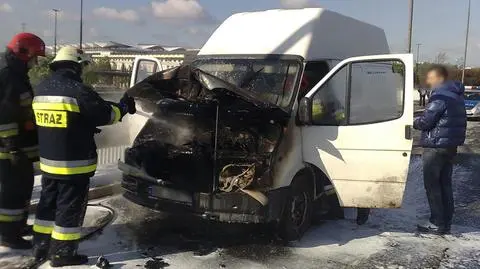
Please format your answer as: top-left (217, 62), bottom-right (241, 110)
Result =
top-left (199, 8), bottom-right (389, 60)
top-left (302, 54), bottom-right (414, 208)
top-left (129, 57), bottom-right (163, 88)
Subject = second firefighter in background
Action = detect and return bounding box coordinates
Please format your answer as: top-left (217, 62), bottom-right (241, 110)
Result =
top-left (0, 33), bottom-right (45, 249)
top-left (31, 47), bottom-right (136, 267)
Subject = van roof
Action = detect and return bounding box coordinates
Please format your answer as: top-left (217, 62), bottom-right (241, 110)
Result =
top-left (199, 8), bottom-right (390, 61)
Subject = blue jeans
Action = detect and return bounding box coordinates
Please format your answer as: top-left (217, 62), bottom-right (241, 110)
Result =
top-left (422, 147), bottom-right (456, 228)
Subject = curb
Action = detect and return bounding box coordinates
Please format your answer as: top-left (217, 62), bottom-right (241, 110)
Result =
top-left (411, 147), bottom-right (479, 157)
top-left (28, 182), bottom-right (123, 214)
top-left (412, 147), bottom-right (422, 156)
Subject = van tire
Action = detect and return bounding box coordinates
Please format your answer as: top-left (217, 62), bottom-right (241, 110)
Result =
top-left (278, 174), bottom-right (313, 241)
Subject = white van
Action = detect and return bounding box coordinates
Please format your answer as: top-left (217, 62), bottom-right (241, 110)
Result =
top-left (120, 8), bottom-right (413, 240)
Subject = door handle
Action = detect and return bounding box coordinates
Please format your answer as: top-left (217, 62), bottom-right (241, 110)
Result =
top-left (405, 125), bottom-right (412, 140)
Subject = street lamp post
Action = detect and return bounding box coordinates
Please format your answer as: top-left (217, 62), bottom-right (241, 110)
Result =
top-left (416, 43), bottom-right (421, 64)
top-left (407, 0), bottom-right (414, 53)
top-left (415, 43), bottom-right (421, 88)
top-left (461, 0), bottom-right (471, 84)
top-left (79, 0), bottom-right (83, 49)
top-left (53, 9), bottom-right (60, 56)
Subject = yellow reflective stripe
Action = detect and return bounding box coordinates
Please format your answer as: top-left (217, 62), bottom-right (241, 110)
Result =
top-left (33, 225), bottom-right (54, 234)
top-left (51, 226), bottom-right (81, 241)
top-left (32, 103), bottom-right (80, 113)
top-left (33, 219), bottom-right (54, 234)
top-left (0, 148), bottom-right (37, 160)
top-left (39, 158), bottom-right (97, 176)
top-left (110, 105), bottom-right (121, 124)
top-left (51, 231), bottom-right (81, 241)
top-left (0, 208), bottom-right (25, 222)
top-left (0, 123), bottom-right (19, 138)
top-left (34, 219), bottom-right (54, 234)
top-left (33, 96), bottom-right (80, 113)
top-left (0, 129), bottom-right (19, 138)
top-left (0, 148), bottom-right (12, 160)
top-left (40, 163), bottom-right (97, 175)
top-left (0, 152), bottom-right (12, 160)
top-left (0, 214), bottom-right (23, 222)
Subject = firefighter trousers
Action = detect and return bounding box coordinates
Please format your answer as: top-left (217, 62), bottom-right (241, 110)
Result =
top-left (0, 158), bottom-right (34, 238)
top-left (33, 175), bottom-right (89, 256)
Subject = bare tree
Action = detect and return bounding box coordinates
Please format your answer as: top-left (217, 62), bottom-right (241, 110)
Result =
top-left (456, 57), bottom-right (465, 69)
top-left (434, 52), bottom-right (448, 64)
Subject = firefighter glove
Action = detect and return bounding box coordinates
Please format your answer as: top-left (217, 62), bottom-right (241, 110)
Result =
top-left (119, 93), bottom-right (136, 115)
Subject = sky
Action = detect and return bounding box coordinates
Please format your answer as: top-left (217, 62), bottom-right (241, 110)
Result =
top-left (0, 0), bottom-right (479, 66)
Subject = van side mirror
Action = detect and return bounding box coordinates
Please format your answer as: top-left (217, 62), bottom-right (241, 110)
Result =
top-left (298, 97), bottom-right (312, 125)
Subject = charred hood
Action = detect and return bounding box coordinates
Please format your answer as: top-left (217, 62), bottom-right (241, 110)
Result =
top-left (123, 64), bottom-right (290, 194)
top-left (127, 65), bottom-right (289, 119)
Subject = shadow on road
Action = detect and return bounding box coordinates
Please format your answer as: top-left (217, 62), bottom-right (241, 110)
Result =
top-left (77, 152), bottom-right (480, 268)
top-left (83, 194), bottom-right (386, 268)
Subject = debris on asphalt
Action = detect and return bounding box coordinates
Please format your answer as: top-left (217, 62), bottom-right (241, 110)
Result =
top-left (144, 257), bottom-right (169, 269)
top-left (95, 256), bottom-right (112, 268)
top-left (193, 244), bottom-right (217, 257)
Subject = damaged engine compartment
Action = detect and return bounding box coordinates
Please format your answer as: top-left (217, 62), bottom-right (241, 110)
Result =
top-left (124, 65), bottom-right (290, 196)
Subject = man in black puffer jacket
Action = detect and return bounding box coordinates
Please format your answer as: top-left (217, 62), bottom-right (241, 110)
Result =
top-left (414, 65), bottom-right (467, 235)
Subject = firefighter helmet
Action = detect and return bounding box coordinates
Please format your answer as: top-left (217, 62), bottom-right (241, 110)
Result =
top-left (6, 33), bottom-right (46, 63)
top-left (51, 46), bottom-right (91, 65)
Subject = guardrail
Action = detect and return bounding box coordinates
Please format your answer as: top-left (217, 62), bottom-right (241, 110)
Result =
top-left (97, 145), bottom-right (128, 165)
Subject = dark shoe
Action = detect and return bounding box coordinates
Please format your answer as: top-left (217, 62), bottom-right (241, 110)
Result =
top-left (442, 225), bottom-right (451, 234)
top-left (356, 208), bottom-right (370, 225)
top-left (0, 236), bottom-right (32, 249)
top-left (22, 224), bottom-right (33, 236)
top-left (417, 221), bottom-right (449, 235)
top-left (32, 246), bottom-right (49, 263)
top-left (50, 254), bottom-right (89, 267)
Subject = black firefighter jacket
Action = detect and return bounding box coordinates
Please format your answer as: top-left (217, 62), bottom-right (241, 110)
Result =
top-left (0, 50), bottom-right (38, 163)
top-left (33, 68), bottom-right (123, 179)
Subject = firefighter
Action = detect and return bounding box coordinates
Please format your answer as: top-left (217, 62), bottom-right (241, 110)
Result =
top-left (0, 33), bottom-right (45, 249)
top-left (31, 46), bottom-right (135, 267)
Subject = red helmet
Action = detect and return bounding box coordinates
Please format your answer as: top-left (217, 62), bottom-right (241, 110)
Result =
top-left (7, 33), bottom-right (46, 63)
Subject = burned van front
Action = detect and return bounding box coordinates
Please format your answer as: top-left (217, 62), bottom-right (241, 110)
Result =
top-left (120, 57), bottom-right (302, 223)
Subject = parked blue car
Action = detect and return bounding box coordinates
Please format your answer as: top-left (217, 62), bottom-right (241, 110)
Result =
top-left (464, 90), bottom-right (480, 119)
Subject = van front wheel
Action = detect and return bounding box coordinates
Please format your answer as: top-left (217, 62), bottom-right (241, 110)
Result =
top-left (278, 174), bottom-right (313, 241)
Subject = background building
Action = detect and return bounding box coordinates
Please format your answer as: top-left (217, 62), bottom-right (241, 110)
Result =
top-left (45, 41), bottom-right (199, 89)
top-left (46, 41), bottom-right (199, 72)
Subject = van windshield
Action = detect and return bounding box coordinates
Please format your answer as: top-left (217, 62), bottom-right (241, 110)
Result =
top-left (192, 58), bottom-right (301, 109)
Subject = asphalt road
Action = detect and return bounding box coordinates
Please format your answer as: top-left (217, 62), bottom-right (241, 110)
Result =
top-left (1, 95), bottom-right (479, 268)
top-left (82, 118), bottom-right (480, 268)
top-left (3, 140), bottom-right (478, 268)
top-left (18, 152), bottom-right (475, 269)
